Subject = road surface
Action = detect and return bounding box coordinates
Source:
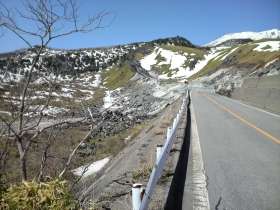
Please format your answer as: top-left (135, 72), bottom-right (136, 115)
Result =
top-left (190, 90), bottom-right (280, 210)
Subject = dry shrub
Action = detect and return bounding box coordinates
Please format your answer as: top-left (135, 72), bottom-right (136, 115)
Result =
top-left (132, 164), bottom-right (153, 181)
top-left (0, 179), bottom-right (80, 210)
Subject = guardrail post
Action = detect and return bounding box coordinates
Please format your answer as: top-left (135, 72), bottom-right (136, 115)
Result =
top-left (132, 183), bottom-right (143, 210)
top-left (167, 127), bottom-right (172, 141)
top-left (156, 144), bottom-right (163, 163)
top-left (172, 118), bottom-right (176, 130)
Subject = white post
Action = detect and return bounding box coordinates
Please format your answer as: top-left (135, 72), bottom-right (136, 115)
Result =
top-left (156, 145), bottom-right (163, 163)
top-left (132, 183), bottom-right (143, 210)
top-left (166, 127), bottom-right (172, 141)
top-left (172, 118), bottom-right (176, 130)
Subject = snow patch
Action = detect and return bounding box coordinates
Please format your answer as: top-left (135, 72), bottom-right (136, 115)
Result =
top-left (103, 90), bottom-right (122, 109)
top-left (0, 111), bottom-right (12, 116)
top-left (264, 58), bottom-right (279, 68)
top-left (72, 157), bottom-right (110, 177)
top-left (207, 29), bottom-right (280, 47)
top-left (140, 47), bottom-right (159, 70)
top-left (35, 91), bottom-right (73, 98)
top-left (253, 41), bottom-right (280, 52)
top-left (141, 47), bottom-right (225, 79)
top-left (159, 49), bottom-right (186, 70)
top-left (79, 89), bottom-right (95, 95)
top-left (220, 47), bottom-right (238, 60)
top-left (103, 90), bottom-right (113, 109)
top-left (91, 74), bottom-right (102, 87)
top-left (25, 105), bottom-right (69, 116)
top-left (187, 50), bottom-right (221, 77)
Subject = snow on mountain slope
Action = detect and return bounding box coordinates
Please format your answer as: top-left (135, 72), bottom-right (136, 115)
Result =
top-left (140, 46), bottom-right (221, 79)
top-left (140, 49), bottom-right (159, 70)
top-left (1, 33), bottom-right (280, 118)
top-left (253, 41), bottom-right (280, 52)
top-left (0, 44), bottom-right (138, 84)
top-left (207, 29), bottom-right (280, 47)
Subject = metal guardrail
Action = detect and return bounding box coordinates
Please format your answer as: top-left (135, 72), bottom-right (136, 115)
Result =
top-left (132, 91), bottom-right (189, 210)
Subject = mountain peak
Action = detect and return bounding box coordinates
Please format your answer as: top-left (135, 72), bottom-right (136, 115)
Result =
top-left (150, 36), bottom-right (195, 48)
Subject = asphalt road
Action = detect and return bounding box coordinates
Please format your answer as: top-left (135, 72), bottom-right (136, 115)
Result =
top-left (190, 90), bottom-right (280, 210)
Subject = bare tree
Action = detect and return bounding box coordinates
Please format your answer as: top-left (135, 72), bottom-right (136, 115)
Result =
top-left (0, 0), bottom-right (108, 181)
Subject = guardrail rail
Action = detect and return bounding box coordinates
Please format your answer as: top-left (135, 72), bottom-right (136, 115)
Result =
top-left (132, 91), bottom-right (189, 210)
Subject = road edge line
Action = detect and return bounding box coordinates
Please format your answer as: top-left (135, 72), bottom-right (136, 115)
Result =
top-left (190, 94), bottom-right (210, 210)
top-left (218, 94), bottom-right (280, 118)
top-left (205, 95), bottom-right (280, 145)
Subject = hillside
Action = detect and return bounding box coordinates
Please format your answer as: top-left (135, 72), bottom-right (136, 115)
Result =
top-left (0, 30), bottom-right (279, 156)
top-left (0, 29), bottom-right (280, 209)
top-left (0, 29), bottom-right (279, 144)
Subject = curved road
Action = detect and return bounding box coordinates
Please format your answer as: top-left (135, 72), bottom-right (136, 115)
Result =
top-left (190, 90), bottom-right (280, 210)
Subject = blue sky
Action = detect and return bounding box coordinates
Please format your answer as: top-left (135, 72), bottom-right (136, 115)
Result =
top-left (0, 0), bottom-right (279, 52)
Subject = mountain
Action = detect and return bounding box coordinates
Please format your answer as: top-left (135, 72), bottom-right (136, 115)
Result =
top-left (1, 29), bottom-right (280, 207)
top-left (206, 29), bottom-right (280, 47)
top-left (0, 37), bottom-right (197, 118)
top-left (0, 30), bottom-right (279, 119)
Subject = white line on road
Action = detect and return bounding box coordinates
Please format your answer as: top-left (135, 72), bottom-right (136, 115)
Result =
top-left (191, 98), bottom-right (210, 210)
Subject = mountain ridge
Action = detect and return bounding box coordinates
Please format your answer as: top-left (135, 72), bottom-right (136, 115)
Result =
top-left (206, 28), bottom-right (280, 47)
top-left (0, 28), bottom-right (279, 118)
top-left (0, 36), bottom-right (195, 55)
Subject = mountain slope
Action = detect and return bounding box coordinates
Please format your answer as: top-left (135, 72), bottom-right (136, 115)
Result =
top-left (0, 30), bottom-right (280, 118)
top-left (0, 37), bottom-right (195, 118)
top-left (206, 29), bottom-right (280, 47)
top-left (1, 28), bottom-right (280, 208)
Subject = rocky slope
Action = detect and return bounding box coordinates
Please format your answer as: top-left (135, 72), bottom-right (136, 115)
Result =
top-left (0, 36), bottom-right (196, 118)
top-left (1, 29), bottom-right (279, 127)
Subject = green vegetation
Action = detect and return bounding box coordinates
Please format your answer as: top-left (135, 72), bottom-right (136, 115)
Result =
top-left (160, 44), bottom-right (205, 60)
top-left (153, 50), bottom-right (172, 77)
top-left (102, 63), bottom-right (135, 90)
top-left (231, 44), bottom-right (280, 65)
top-left (82, 88), bottom-right (105, 107)
top-left (188, 48), bottom-right (229, 80)
top-left (151, 45), bottom-right (206, 78)
top-left (153, 64), bottom-right (175, 77)
top-left (214, 47), bottom-right (233, 60)
top-left (252, 38), bottom-right (280, 43)
top-left (134, 52), bottom-right (145, 61)
top-left (0, 179), bottom-right (79, 210)
top-left (155, 53), bottom-right (166, 64)
top-left (189, 58), bottom-right (223, 80)
top-left (189, 43), bottom-right (280, 80)
top-left (182, 59), bottom-right (193, 68)
top-left (261, 45), bottom-right (272, 50)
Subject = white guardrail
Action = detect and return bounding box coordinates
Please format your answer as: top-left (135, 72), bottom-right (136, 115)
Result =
top-left (132, 91), bottom-right (189, 210)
